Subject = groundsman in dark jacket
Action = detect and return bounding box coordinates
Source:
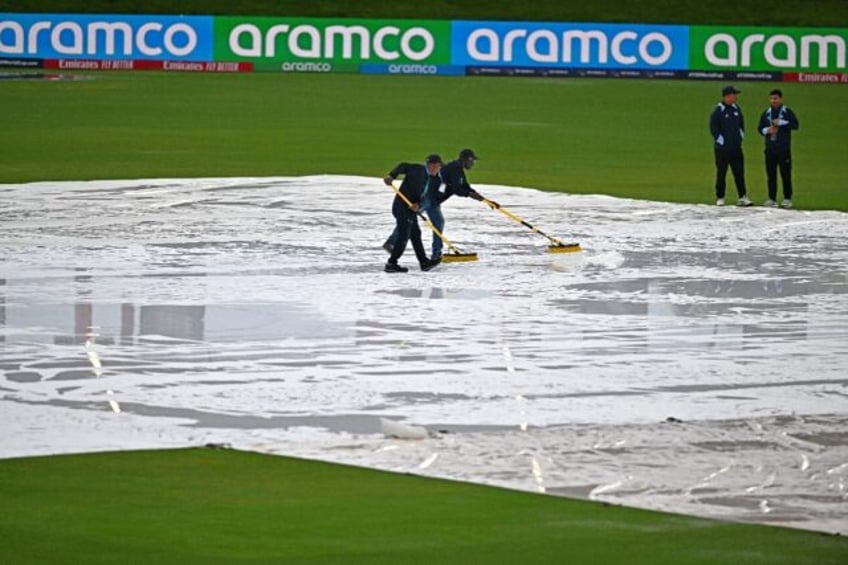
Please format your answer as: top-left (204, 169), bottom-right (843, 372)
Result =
top-left (384, 148), bottom-right (493, 260)
top-left (710, 85), bottom-right (751, 206)
top-left (757, 88), bottom-right (799, 208)
top-left (382, 154), bottom-right (444, 273)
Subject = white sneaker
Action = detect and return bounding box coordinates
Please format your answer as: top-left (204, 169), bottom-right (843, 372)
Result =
top-left (781, 199), bottom-right (792, 209)
top-left (763, 199), bottom-right (777, 208)
top-left (737, 196), bottom-right (753, 207)
top-left (716, 198), bottom-right (725, 206)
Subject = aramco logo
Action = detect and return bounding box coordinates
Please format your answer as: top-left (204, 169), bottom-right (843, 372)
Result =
top-left (0, 18), bottom-right (199, 57)
top-left (228, 23), bottom-right (435, 61)
top-left (704, 32), bottom-right (846, 69)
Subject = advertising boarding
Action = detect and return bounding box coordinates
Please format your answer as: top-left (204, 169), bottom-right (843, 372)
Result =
top-left (0, 13), bottom-right (213, 61)
top-left (213, 16), bottom-right (454, 73)
top-left (1, 12), bottom-right (846, 82)
top-left (691, 26), bottom-right (847, 72)
top-left (451, 21), bottom-right (689, 71)
top-left (690, 25), bottom-right (847, 83)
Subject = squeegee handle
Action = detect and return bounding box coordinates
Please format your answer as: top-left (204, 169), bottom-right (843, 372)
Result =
top-left (388, 181), bottom-right (463, 255)
top-left (481, 197), bottom-right (566, 247)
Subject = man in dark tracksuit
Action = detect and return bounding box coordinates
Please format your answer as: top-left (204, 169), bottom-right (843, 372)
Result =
top-left (384, 148), bottom-right (488, 261)
top-left (382, 154), bottom-right (443, 273)
top-left (758, 89), bottom-right (800, 209)
top-left (710, 85), bottom-right (752, 207)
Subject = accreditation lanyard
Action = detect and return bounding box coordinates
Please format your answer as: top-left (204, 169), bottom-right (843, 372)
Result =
top-left (767, 106), bottom-right (784, 123)
top-left (767, 106), bottom-right (784, 141)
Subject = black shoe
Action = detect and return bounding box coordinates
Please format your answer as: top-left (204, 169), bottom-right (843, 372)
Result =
top-left (420, 256), bottom-right (441, 272)
top-left (382, 243), bottom-right (394, 254)
top-left (384, 262), bottom-right (408, 273)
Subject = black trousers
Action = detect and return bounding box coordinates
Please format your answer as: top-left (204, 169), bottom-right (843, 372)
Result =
top-left (765, 149), bottom-right (793, 201)
top-left (388, 199), bottom-right (427, 265)
top-left (714, 147), bottom-right (747, 199)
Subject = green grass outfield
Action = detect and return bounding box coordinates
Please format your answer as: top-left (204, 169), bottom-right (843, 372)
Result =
top-left (3, 72), bottom-right (847, 210)
top-left (2, 4), bottom-right (847, 562)
top-left (3, 4), bottom-right (846, 563)
top-left (1, 448), bottom-right (846, 563)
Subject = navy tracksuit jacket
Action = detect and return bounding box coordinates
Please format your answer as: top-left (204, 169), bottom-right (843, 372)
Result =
top-left (758, 104), bottom-right (800, 201)
top-left (710, 102), bottom-right (748, 199)
top-left (432, 160), bottom-right (476, 205)
top-left (386, 162), bottom-right (440, 264)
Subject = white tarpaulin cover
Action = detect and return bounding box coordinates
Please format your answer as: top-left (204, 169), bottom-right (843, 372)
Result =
top-left (1, 176), bottom-right (846, 533)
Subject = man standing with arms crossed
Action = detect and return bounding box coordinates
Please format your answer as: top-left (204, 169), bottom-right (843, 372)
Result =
top-left (710, 85), bottom-right (752, 207)
top-left (758, 89), bottom-right (800, 209)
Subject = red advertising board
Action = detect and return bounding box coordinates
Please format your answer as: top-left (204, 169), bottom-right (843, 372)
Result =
top-left (783, 72), bottom-right (848, 83)
top-left (42, 59), bottom-right (253, 72)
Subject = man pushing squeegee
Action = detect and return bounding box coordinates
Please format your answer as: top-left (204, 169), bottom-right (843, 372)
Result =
top-left (382, 151), bottom-right (580, 272)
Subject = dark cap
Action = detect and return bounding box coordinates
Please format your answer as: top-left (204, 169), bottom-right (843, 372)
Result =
top-left (425, 153), bottom-right (443, 165)
top-left (459, 148), bottom-right (477, 160)
top-left (722, 85), bottom-right (741, 96)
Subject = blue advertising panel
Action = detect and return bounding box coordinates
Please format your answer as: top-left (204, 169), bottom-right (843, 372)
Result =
top-left (360, 63), bottom-right (466, 76)
top-left (0, 13), bottom-right (213, 61)
top-left (451, 21), bottom-right (689, 70)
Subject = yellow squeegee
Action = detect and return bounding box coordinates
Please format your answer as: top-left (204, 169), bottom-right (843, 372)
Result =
top-left (442, 252), bottom-right (479, 263)
top-left (548, 242), bottom-right (582, 253)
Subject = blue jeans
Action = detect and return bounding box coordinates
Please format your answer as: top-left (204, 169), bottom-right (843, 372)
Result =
top-left (385, 199), bottom-right (444, 258)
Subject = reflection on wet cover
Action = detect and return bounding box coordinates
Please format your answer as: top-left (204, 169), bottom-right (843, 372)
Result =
top-left (0, 271), bottom-right (828, 355)
top-left (543, 277), bottom-right (814, 351)
top-left (0, 276), bottom-right (350, 345)
top-left (377, 287), bottom-right (491, 300)
top-left (140, 305), bottom-right (205, 341)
